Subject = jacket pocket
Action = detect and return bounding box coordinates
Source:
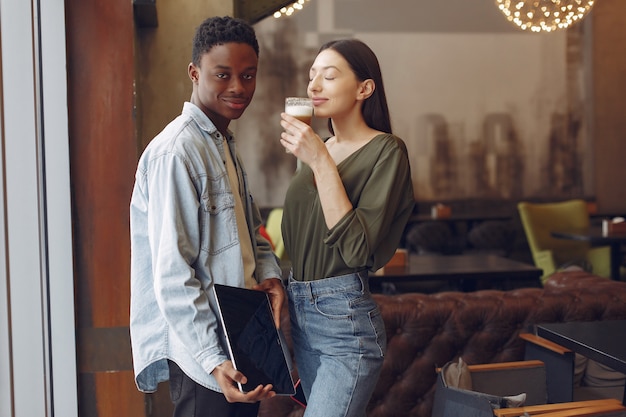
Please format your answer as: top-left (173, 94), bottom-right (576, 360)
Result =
top-left (200, 190), bottom-right (237, 255)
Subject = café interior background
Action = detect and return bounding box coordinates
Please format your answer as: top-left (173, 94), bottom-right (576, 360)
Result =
top-left (234, 0), bottom-right (592, 208)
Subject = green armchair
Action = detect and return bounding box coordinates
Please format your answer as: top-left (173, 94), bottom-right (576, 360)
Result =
top-left (517, 199), bottom-right (611, 284)
top-left (265, 208), bottom-right (287, 261)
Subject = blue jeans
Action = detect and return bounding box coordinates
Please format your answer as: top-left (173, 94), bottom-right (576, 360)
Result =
top-left (287, 271), bottom-right (386, 417)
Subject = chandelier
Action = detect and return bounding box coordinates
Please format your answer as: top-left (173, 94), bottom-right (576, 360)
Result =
top-left (495, 0), bottom-right (595, 32)
top-left (273, 0), bottom-right (311, 18)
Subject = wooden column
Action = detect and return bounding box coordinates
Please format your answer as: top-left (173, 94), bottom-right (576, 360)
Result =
top-left (591, 0), bottom-right (626, 213)
top-left (65, 0), bottom-right (142, 416)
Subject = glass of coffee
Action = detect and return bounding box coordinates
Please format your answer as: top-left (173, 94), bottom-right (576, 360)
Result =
top-left (285, 97), bottom-right (313, 125)
top-left (284, 97), bottom-right (313, 154)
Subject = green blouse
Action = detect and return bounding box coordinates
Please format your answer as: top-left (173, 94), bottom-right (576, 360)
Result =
top-left (282, 133), bottom-right (415, 281)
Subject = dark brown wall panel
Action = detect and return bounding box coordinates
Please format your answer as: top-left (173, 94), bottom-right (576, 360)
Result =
top-left (591, 0), bottom-right (626, 213)
top-left (65, 0), bottom-right (139, 415)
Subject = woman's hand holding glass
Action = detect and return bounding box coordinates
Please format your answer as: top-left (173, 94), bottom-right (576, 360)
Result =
top-left (280, 113), bottom-right (326, 166)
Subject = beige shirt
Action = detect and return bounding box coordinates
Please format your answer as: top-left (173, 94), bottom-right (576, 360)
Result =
top-left (223, 137), bottom-right (256, 288)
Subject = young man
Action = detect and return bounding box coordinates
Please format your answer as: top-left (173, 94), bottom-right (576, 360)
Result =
top-left (129, 16), bottom-right (284, 417)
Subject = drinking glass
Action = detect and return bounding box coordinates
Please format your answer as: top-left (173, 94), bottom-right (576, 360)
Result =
top-left (284, 97), bottom-right (313, 153)
top-left (285, 97), bottom-right (313, 125)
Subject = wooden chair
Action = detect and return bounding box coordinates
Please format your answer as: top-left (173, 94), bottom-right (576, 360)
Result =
top-left (521, 332), bottom-right (626, 404)
top-left (493, 398), bottom-right (625, 416)
top-left (432, 359), bottom-right (626, 417)
top-left (520, 332), bottom-right (576, 403)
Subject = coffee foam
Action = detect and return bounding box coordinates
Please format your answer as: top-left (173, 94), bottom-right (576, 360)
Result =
top-left (286, 105), bottom-right (313, 117)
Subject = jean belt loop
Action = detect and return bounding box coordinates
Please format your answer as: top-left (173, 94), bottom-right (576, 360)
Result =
top-left (359, 270), bottom-right (370, 294)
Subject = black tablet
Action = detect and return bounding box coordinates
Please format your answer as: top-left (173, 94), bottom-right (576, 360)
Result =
top-left (212, 283), bottom-right (296, 395)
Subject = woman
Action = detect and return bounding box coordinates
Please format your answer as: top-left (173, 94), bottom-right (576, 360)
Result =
top-left (279, 39), bottom-right (415, 417)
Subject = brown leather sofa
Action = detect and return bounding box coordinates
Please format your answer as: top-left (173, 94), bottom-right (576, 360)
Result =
top-left (258, 270), bottom-right (626, 417)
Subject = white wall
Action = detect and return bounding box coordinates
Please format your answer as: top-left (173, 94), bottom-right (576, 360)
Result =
top-left (0, 0), bottom-right (77, 416)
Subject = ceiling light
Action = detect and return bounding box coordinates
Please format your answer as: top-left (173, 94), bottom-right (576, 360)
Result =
top-left (495, 0), bottom-right (594, 32)
top-left (273, 0), bottom-right (310, 18)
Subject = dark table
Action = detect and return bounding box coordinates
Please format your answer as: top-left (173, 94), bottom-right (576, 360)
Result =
top-left (371, 253), bottom-right (542, 292)
top-left (551, 227), bottom-right (626, 280)
top-left (536, 320), bottom-right (626, 404)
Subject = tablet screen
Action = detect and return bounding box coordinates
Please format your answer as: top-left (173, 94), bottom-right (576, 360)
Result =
top-left (213, 284), bottom-right (296, 395)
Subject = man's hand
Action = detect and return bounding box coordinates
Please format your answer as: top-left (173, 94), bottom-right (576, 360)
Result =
top-left (254, 278), bottom-right (285, 328)
top-left (212, 360), bottom-right (276, 403)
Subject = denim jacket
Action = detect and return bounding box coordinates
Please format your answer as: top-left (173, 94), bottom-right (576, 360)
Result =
top-left (130, 102), bottom-right (281, 393)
